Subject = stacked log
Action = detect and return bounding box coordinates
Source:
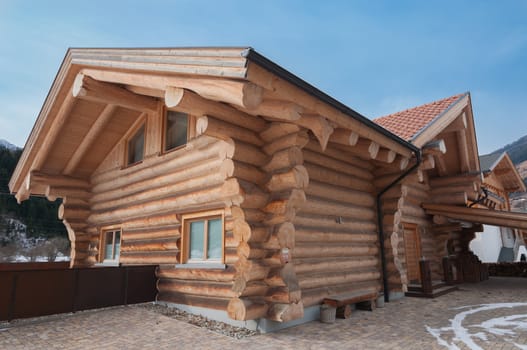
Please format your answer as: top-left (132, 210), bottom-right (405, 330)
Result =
top-left (293, 141), bottom-right (380, 307)
top-left (228, 125), bottom-right (309, 322)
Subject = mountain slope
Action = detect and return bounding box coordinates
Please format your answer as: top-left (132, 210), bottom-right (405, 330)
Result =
top-left (0, 139), bottom-right (18, 151)
top-left (492, 134), bottom-right (527, 165)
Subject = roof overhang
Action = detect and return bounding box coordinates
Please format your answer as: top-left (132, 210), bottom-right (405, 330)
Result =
top-left (9, 47), bottom-right (418, 201)
top-left (423, 203), bottom-right (527, 230)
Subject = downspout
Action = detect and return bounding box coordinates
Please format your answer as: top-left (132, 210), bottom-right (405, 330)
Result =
top-left (377, 149), bottom-right (422, 303)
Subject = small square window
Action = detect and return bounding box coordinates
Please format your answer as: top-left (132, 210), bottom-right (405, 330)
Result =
top-left (182, 212), bottom-right (224, 264)
top-left (127, 124), bottom-right (145, 165)
top-left (101, 229), bottom-right (121, 263)
top-left (165, 111), bottom-right (188, 152)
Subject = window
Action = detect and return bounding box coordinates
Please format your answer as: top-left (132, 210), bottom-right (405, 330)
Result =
top-left (164, 111), bottom-right (188, 152)
top-left (101, 229), bottom-right (121, 263)
top-left (127, 124), bottom-right (145, 165)
top-left (181, 211), bottom-right (224, 264)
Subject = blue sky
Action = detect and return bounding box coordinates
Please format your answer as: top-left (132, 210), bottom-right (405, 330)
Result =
top-left (0, 0), bottom-right (526, 154)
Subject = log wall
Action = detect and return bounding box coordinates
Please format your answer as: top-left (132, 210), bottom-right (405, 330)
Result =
top-left (294, 140), bottom-right (380, 308)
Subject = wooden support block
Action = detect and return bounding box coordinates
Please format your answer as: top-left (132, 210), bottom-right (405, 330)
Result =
top-left (356, 299), bottom-right (376, 311)
top-left (336, 304), bottom-right (352, 319)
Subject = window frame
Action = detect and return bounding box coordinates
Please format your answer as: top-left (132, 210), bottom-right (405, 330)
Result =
top-left (162, 108), bottom-right (194, 154)
top-left (99, 227), bottom-right (122, 264)
top-left (180, 210), bottom-right (225, 266)
top-left (124, 118), bottom-right (147, 167)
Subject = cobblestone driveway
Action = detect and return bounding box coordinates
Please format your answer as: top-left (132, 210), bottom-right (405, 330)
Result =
top-left (1, 277), bottom-right (526, 349)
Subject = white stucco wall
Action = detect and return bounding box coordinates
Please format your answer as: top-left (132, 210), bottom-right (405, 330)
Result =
top-left (469, 225), bottom-right (503, 263)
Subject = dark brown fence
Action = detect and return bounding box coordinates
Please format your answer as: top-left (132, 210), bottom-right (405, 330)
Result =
top-left (486, 262), bottom-right (527, 277)
top-left (0, 263), bottom-right (157, 321)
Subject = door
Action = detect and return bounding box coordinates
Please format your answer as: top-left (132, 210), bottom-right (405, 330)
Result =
top-left (403, 223), bottom-right (421, 283)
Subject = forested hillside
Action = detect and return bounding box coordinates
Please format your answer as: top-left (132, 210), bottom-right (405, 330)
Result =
top-left (493, 135), bottom-right (527, 165)
top-left (0, 145), bottom-right (67, 240)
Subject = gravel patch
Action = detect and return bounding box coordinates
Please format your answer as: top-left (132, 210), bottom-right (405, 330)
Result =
top-left (139, 303), bottom-right (259, 339)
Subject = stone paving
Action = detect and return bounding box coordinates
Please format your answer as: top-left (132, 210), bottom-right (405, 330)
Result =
top-left (1, 277), bottom-right (526, 349)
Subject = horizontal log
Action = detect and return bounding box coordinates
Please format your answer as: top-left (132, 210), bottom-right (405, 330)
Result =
top-left (121, 237), bottom-right (178, 252)
top-left (296, 114), bottom-right (334, 151)
top-left (46, 186), bottom-right (91, 202)
top-left (237, 241), bottom-right (267, 260)
top-left (294, 243), bottom-right (378, 259)
top-left (73, 73), bottom-right (159, 113)
top-left (235, 257), bottom-right (270, 282)
top-left (197, 115), bottom-right (264, 146)
top-left (29, 170), bottom-right (90, 189)
top-left (231, 160), bottom-right (267, 185)
top-left (158, 279), bottom-right (235, 298)
top-left (123, 213), bottom-right (181, 229)
top-left (294, 213), bottom-right (377, 232)
top-left (259, 122), bottom-right (301, 142)
top-left (227, 298), bottom-right (268, 321)
top-left (83, 68), bottom-right (263, 109)
top-left (165, 87), bottom-right (267, 132)
top-left (229, 139), bottom-right (269, 167)
top-left (266, 165), bottom-right (309, 192)
top-left (239, 181), bottom-right (269, 209)
top-left (294, 256), bottom-right (378, 274)
top-left (305, 180), bottom-right (375, 207)
top-left (91, 137), bottom-right (224, 191)
top-left (91, 163), bottom-right (227, 210)
top-left (233, 219), bottom-right (270, 243)
top-left (263, 131), bottom-right (309, 156)
top-left (119, 251), bottom-right (179, 265)
top-left (429, 173), bottom-right (482, 188)
top-left (329, 128), bottom-right (359, 147)
top-left (247, 100), bottom-right (303, 121)
top-left (302, 148), bottom-right (373, 181)
top-left (265, 287), bottom-right (302, 304)
top-left (304, 162), bottom-right (374, 193)
top-left (157, 292), bottom-right (229, 311)
top-left (263, 189), bottom-right (306, 215)
top-left (301, 195), bottom-right (375, 220)
top-left (88, 179), bottom-right (241, 224)
top-left (262, 146), bottom-right (304, 173)
top-left (122, 225), bottom-right (180, 241)
top-left (156, 266), bottom-right (236, 282)
top-left (430, 192), bottom-right (468, 205)
top-left (295, 228), bottom-right (377, 244)
top-left (58, 204), bottom-right (90, 220)
top-left (304, 140), bottom-right (374, 171)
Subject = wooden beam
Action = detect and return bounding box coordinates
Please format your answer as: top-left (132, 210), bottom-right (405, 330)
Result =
top-left (423, 203), bottom-right (527, 230)
top-left (421, 154), bottom-right (435, 170)
top-left (422, 139), bottom-right (446, 155)
top-left (245, 100), bottom-right (303, 121)
top-left (245, 62), bottom-right (414, 159)
top-left (73, 73), bottom-right (158, 113)
top-left (457, 129), bottom-right (470, 173)
top-left (442, 112), bottom-right (467, 134)
top-left (376, 148), bottom-right (396, 163)
top-left (295, 114), bottom-right (334, 151)
top-left (165, 87), bottom-right (267, 132)
top-left (31, 90), bottom-right (77, 172)
top-left (63, 104), bottom-right (117, 175)
top-left (29, 170), bottom-right (90, 189)
top-left (435, 154), bottom-right (448, 176)
top-left (81, 68), bottom-right (263, 109)
top-left (329, 129), bottom-right (359, 147)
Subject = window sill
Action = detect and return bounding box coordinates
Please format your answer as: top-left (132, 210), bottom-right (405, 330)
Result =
top-left (176, 263), bottom-right (226, 270)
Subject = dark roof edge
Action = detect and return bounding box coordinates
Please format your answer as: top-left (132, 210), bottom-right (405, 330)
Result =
top-left (241, 48), bottom-right (419, 154)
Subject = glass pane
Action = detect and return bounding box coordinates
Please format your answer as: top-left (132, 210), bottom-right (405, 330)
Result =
top-left (114, 231), bottom-right (121, 259)
top-left (189, 221), bottom-right (204, 260)
top-left (165, 111), bottom-right (188, 151)
top-left (104, 231), bottom-right (114, 260)
top-left (128, 125), bottom-right (145, 164)
top-left (207, 218), bottom-right (222, 260)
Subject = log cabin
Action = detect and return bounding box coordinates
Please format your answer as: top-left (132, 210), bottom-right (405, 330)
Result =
top-left (470, 152), bottom-right (526, 262)
top-left (8, 47), bottom-right (421, 330)
top-left (374, 93), bottom-right (527, 295)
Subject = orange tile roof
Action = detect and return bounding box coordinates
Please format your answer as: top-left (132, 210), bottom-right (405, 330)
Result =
top-left (373, 93), bottom-right (466, 141)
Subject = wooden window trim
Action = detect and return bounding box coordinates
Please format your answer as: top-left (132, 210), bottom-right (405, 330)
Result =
top-left (180, 209), bottom-right (225, 265)
top-left (162, 107), bottom-right (195, 155)
top-left (123, 115), bottom-right (147, 168)
top-left (99, 226), bottom-right (122, 264)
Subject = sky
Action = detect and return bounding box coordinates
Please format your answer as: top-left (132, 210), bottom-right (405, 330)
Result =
top-left (0, 0), bottom-right (526, 154)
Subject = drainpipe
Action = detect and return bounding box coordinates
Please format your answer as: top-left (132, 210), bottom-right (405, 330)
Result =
top-left (377, 149), bottom-right (422, 303)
